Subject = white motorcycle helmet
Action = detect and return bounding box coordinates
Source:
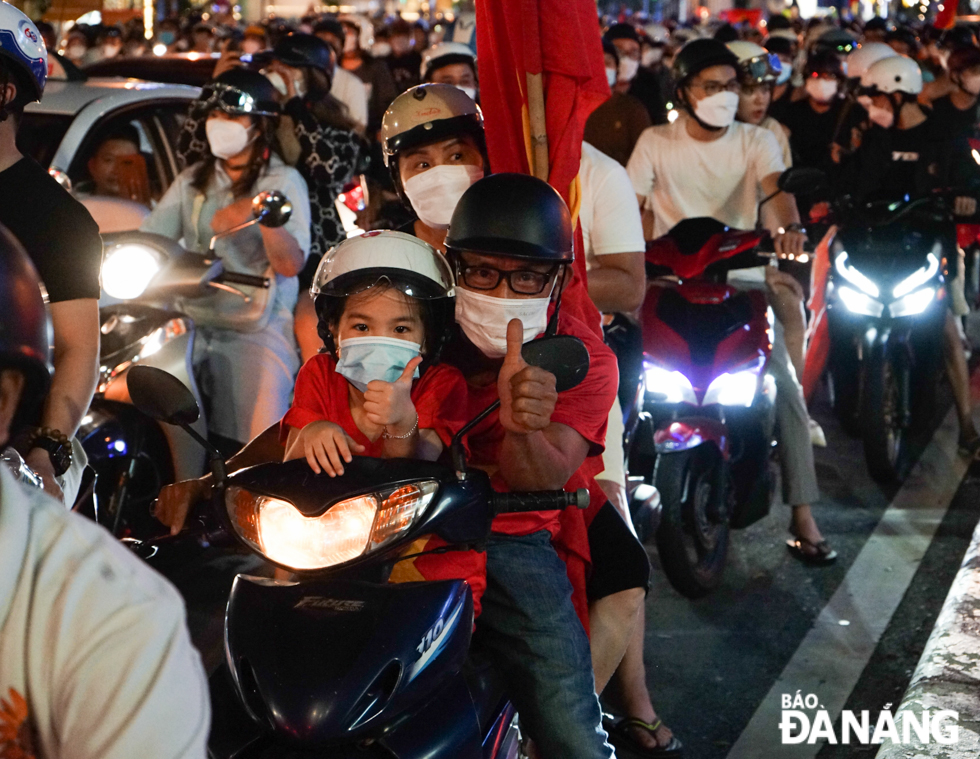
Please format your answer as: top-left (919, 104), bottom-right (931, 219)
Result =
top-left (846, 42), bottom-right (899, 82)
top-left (860, 54), bottom-right (923, 95)
top-left (312, 230), bottom-right (455, 300)
top-left (0, 2), bottom-right (47, 106)
top-left (420, 41), bottom-right (476, 81)
top-left (644, 24), bottom-right (670, 45)
top-left (727, 40), bottom-right (781, 84)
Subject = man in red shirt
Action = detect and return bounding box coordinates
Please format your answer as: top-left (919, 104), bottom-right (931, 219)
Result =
top-left (443, 173), bottom-right (619, 759)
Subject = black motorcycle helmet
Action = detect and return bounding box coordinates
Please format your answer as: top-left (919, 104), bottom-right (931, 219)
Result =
top-left (0, 223), bottom-right (51, 431)
top-left (671, 38), bottom-right (740, 86)
top-left (271, 32), bottom-right (335, 80)
top-left (445, 173), bottom-right (573, 263)
top-left (196, 67), bottom-right (281, 117)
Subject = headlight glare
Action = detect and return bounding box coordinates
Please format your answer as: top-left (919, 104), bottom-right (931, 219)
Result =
top-left (837, 285), bottom-right (885, 317)
top-left (889, 286), bottom-right (936, 317)
top-left (226, 481), bottom-right (438, 570)
top-left (703, 366), bottom-right (762, 407)
top-left (892, 252), bottom-right (940, 299)
top-left (102, 244), bottom-right (162, 300)
top-left (835, 251), bottom-right (879, 298)
top-left (644, 364), bottom-right (697, 404)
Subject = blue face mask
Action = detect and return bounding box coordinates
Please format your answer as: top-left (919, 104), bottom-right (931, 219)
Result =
top-left (336, 336), bottom-right (421, 392)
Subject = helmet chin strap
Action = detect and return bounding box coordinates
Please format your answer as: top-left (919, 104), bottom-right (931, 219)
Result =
top-left (545, 265), bottom-right (568, 337)
top-left (0, 71), bottom-right (11, 124)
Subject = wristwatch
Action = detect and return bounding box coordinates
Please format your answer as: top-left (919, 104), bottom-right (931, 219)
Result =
top-left (28, 427), bottom-right (73, 477)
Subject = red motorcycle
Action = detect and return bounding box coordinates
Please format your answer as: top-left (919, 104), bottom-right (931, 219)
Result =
top-left (632, 217), bottom-right (779, 598)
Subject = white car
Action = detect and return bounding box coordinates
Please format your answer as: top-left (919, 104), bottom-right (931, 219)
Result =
top-left (22, 76), bottom-right (199, 230)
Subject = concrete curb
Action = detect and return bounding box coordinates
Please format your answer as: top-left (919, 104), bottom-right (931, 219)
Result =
top-left (876, 508), bottom-right (980, 758)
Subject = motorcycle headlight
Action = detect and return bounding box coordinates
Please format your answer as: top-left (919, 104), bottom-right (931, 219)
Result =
top-left (644, 364), bottom-right (697, 404)
top-left (892, 252), bottom-right (940, 299)
top-left (702, 359), bottom-right (764, 407)
top-left (226, 481), bottom-right (438, 571)
top-left (889, 286), bottom-right (936, 318)
top-left (101, 244), bottom-right (163, 300)
top-left (835, 251), bottom-right (879, 298)
top-left (837, 285), bottom-right (885, 317)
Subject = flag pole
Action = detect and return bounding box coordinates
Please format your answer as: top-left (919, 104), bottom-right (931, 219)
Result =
top-left (526, 72), bottom-right (549, 181)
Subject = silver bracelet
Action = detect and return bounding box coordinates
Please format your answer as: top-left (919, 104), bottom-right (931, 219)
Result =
top-left (383, 414), bottom-right (419, 440)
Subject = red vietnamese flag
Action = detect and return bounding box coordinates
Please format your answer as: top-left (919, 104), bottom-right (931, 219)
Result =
top-left (475, 0), bottom-right (613, 631)
top-left (935, 1), bottom-right (957, 30)
top-left (475, 0), bottom-right (610, 336)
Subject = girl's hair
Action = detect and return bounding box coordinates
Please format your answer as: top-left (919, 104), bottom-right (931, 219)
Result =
top-left (303, 68), bottom-right (358, 132)
top-left (192, 113), bottom-right (279, 198)
top-left (313, 278), bottom-right (454, 365)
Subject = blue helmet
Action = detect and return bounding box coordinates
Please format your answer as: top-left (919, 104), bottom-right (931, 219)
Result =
top-left (0, 2), bottom-right (47, 103)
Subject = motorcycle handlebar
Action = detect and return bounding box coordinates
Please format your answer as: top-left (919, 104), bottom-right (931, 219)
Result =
top-left (492, 488), bottom-right (590, 514)
top-left (218, 272), bottom-right (271, 288)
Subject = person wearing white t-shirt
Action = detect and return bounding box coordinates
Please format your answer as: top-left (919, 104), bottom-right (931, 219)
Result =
top-left (0, 239), bottom-right (209, 759)
top-left (580, 141), bottom-right (682, 755)
top-left (331, 67), bottom-right (369, 134)
top-left (626, 39), bottom-right (837, 567)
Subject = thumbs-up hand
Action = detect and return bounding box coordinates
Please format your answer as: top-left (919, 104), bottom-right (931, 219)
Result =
top-left (497, 318), bottom-right (558, 434)
top-left (364, 354), bottom-right (423, 433)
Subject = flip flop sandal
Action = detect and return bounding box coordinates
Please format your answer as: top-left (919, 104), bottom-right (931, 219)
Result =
top-left (604, 715), bottom-right (684, 757)
top-left (786, 534), bottom-right (838, 566)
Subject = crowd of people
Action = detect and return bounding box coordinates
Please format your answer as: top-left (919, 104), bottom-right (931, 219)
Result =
top-left (2, 1), bottom-right (980, 757)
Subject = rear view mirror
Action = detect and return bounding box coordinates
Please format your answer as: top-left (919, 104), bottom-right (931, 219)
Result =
top-left (127, 365), bottom-right (200, 426)
top-left (777, 167), bottom-right (828, 195)
top-left (521, 335), bottom-right (590, 393)
top-left (252, 190), bottom-right (292, 228)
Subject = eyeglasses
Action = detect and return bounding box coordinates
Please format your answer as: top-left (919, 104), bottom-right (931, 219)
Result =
top-left (196, 82), bottom-right (278, 117)
top-left (456, 262), bottom-right (559, 295)
top-left (691, 78), bottom-right (741, 96)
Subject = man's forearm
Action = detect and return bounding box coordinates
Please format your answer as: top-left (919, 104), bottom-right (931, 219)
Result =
top-left (587, 268), bottom-right (645, 313)
top-left (43, 346), bottom-right (98, 437)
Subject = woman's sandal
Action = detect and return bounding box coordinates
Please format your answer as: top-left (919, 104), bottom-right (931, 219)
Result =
top-left (604, 714), bottom-right (684, 757)
top-left (786, 532), bottom-right (838, 566)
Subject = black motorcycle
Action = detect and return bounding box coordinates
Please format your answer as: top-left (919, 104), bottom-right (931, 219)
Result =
top-left (826, 194), bottom-right (951, 482)
top-left (125, 333), bottom-right (591, 759)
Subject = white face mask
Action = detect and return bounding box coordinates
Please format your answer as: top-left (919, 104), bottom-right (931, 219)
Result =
top-left (266, 70), bottom-right (306, 98)
top-left (102, 43), bottom-right (121, 58)
top-left (776, 62), bottom-right (792, 85)
top-left (805, 78), bottom-right (838, 103)
top-left (454, 287), bottom-right (552, 358)
top-left (642, 48), bottom-right (664, 67)
top-left (371, 41), bottom-right (392, 57)
top-left (206, 119), bottom-right (255, 160)
top-left (693, 90), bottom-right (739, 129)
top-left (606, 67), bottom-right (617, 87)
top-left (66, 43), bottom-right (86, 61)
top-left (403, 164), bottom-right (484, 229)
top-left (867, 103), bottom-right (894, 128)
top-left (618, 57), bottom-right (640, 83)
top-left (457, 85), bottom-right (477, 101)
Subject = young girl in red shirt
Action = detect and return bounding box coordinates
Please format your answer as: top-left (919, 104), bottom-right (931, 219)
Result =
top-left (280, 230), bottom-right (486, 611)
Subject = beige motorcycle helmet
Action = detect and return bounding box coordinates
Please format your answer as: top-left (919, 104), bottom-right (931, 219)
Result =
top-left (379, 83), bottom-right (486, 203)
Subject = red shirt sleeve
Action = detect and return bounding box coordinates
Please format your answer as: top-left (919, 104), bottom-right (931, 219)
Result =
top-left (412, 363), bottom-right (470, 449)
top-left (280, 354), bottom-right (342, 445)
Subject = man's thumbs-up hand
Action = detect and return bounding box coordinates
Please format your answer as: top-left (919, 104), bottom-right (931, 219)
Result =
top-left (497, 318), bottom-right (558, 434)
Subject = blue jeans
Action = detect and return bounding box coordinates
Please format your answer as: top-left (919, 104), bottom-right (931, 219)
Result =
top-left (476, 531), bottom-right (615, 759)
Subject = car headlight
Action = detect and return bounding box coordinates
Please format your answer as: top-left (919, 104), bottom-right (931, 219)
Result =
top-left (644, 364), bottom-right (697, 404)
top-left (835, 251), bottom-right (879, 297)
top-left (892, 252), bottom-right (940, 299)
top-left (703, 360), bottom-right (764, 407)
top-left (226, 481), bottom-right (438, 570)
top-left (837, 285), bottom-right (885, 317)
top-left (101, 244), bottom-right (162, 300)
top-left (889, 286), bottom-right (936, 318)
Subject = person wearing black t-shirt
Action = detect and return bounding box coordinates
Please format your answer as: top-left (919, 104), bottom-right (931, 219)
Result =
top-left (0, 39), bottom-right (102, 502)
top-left (841, 55), bottom-right (980, 457)
top-left (926, 45), bottom-right (980, 141)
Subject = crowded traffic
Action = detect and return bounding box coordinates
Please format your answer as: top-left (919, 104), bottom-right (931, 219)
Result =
top-left (1, 0), bottom-right (980, 757)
